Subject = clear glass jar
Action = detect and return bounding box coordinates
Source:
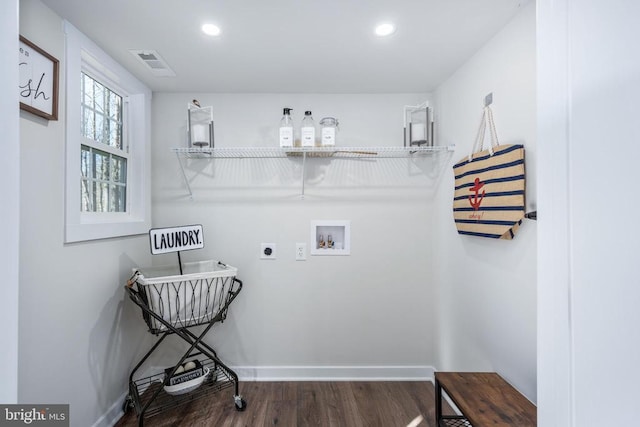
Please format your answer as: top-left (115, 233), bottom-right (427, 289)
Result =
top-left (319, 117), bottom-right (338, 147)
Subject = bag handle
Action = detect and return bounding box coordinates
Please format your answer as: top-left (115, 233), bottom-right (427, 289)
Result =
top-left (468, 106), bottom-right (500, 162)
top-left (486, 106), bottom-right (500, 148)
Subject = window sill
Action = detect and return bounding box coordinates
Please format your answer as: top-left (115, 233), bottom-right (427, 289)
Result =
top-left (65, 218), bottom-right (150, 243)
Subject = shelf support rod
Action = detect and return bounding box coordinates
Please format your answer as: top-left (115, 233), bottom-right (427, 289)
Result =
top-left (175, 152), bottom-right (193, 199)
top-left (301, 151), bottom-right (306, 198)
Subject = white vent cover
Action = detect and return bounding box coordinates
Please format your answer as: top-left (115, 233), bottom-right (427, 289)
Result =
top-left (129, 50), bottom-right (176, 77)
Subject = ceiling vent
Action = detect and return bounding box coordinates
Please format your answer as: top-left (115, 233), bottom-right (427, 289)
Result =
top-left (129, 50), bottom-right (176, 77)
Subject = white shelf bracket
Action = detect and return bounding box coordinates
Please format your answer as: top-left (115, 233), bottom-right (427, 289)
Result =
top-left (175, 151), bottom-right (193, 199)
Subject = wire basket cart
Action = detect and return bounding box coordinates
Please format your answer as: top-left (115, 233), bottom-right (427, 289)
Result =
top-left (124, 260), bottom-right (245, 426)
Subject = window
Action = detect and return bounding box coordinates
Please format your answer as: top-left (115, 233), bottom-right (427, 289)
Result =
top-left (64, 22), bottom-right (151, 243)
top-left (80, 73), bottom-right (127, 213)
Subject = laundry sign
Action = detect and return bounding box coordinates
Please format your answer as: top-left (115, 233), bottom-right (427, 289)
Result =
top-left (149, 224), bottom-right (204, 255)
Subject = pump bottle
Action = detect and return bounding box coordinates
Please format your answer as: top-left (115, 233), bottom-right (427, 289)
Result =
top-left (301, 111), bottom-right (316, 147)
top-left (279, 108), bottom-right (294, 148)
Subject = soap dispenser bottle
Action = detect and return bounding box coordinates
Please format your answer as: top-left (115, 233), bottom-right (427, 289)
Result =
top-left (300, 111), bottom-right (316, 147)
top-left (279, 108), bottom-right (294, 147)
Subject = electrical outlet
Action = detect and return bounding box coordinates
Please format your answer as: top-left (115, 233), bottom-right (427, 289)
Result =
top-left (296, 243), bottom-right (306, 261)
top-left (260, 243), bottom-right (277, 259)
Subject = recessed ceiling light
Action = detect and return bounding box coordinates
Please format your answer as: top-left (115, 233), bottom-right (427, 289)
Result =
top-left (202, 24), bottom-right (221, 36)
top-left (375, 23), bottom-right (396, 37)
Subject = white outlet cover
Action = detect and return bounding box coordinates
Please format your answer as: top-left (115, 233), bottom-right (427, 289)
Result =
top-left (296, 242), bottom-right (306, 261)
top-left (261, 243), bottom-right (277, 259)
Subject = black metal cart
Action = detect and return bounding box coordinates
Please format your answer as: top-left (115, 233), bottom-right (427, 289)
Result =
top-left (123, 260), bottom-right (246, 426)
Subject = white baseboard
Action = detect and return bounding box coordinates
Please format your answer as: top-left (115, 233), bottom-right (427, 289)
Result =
top-left (232, 365), bottom-right (435, 382)
top-left (92, 391), bottom-right (127, 427)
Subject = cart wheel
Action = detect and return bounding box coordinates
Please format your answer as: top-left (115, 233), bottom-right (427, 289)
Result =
top-left (234, 397), bottom-right (247, 412)
top-left (122, 396), bottom-right (133, 413)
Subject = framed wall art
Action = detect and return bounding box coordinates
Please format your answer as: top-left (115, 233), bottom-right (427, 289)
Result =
top-left (19, 35), bottom-right (59, 120)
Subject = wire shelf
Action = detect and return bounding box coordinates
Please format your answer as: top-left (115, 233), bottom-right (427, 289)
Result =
top-left (131, 357), bottom-right (235, 419)
top-left (172, 145), bottom-right (455, 198)
top-left (172, 145), bottom-right (454, 159)
top-left (439, 416), bottom-right (473, 427)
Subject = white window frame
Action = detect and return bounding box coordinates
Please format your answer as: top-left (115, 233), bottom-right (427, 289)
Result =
top-left (64, 21), bottom-right (151, 242)
top-left (80, 71), bottom-right (129, 213)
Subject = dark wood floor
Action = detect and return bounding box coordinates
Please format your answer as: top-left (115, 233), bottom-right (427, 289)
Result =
top-left (115, 381), bottom-right (452, 427)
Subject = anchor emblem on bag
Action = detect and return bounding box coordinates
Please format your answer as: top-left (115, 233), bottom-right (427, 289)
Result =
top-left (468, 177), bottom-right (485, 210)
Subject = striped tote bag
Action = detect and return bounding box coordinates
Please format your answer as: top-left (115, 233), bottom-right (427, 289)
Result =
top-left (453, 107), bottom-right (525, 239)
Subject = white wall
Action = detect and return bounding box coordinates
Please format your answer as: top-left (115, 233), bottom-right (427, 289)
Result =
top-left (19, 1), bottom-right (154, 426)
top-left (536, 0), bottom-right (571, 424)
top-left (538, 0), bottom-right (640, 425)
top-left (0, 0), bottom-right (20, 404)
top-left (151, 93), bottom-right (441, 378)
top-left (15, 1), bottom-right (543, 424)
top-left (19, 0), bottom-right (640, 424)
top-left (432, 2), bottom-right (537, 401)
